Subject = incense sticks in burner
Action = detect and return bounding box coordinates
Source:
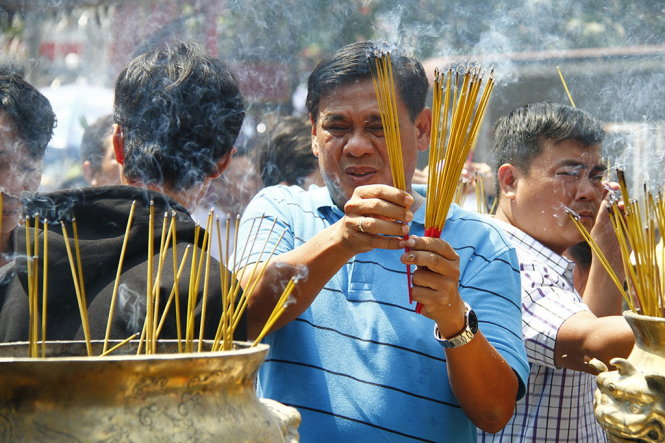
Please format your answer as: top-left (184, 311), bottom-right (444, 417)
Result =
top-left (20, 195), bottom-right (296, 358)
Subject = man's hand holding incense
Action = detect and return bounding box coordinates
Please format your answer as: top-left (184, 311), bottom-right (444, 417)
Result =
top-left (399, 234), bottom-right (520, 433)
top-left (339, 184), bottom-right (414, 254)
top-left (583, 181), bottom-right (626, 317)
top-left (398, 235), bottom-right (466, 336)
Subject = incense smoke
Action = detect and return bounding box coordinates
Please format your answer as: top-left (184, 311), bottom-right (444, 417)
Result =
top-left (118, 283), bottom-right (146, 333)
top-left (0, 0), bottom-right (663, 199)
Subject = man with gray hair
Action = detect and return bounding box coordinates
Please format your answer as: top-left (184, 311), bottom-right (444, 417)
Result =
top-left (481, 102), bottom-right (635, 442)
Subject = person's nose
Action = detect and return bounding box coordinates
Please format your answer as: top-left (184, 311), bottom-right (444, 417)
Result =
top-left (576, 177), bottom-right (601, 202)
top-left (343, 128), bottom-right (375, 158)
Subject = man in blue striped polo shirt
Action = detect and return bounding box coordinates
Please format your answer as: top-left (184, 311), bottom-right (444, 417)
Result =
top-left (236, 41), bottom-right (529, 442)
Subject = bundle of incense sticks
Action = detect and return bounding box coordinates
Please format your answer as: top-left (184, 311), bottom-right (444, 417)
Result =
top-left (425, 66), bottom-right (495, 239)
top-left (368, 49), bottom-right (414, 307)
top-left (24, 202), bottom-right (296, 357)
top-left (567, 169), bottom-right (665, 317)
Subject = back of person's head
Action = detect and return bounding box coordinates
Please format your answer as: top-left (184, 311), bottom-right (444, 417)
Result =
top-left (0, 72), bottom-right (56, 159)
top-left (256, 116), bottom-right (317, 187)
top-left (493, 102), bottom-right (604, 174)
top-left (80, 114), bottom-right (114, 171)
top-left (113, 41), bottom-right (245, 191)
top-left (305, 41), bottom-right (428, 123)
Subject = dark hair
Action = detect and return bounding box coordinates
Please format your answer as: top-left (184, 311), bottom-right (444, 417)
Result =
top-left (0, 73), bottom-right (56, 158)
top-left (305, 41), bottom-right (428, 123)
top-left (80, 114), bottom-right (114, 170)
top-left (493, 102), bottom-right (604, 174)
top-left (113, 41), bottom-right (245, 191)
top-left (256, 116), bottom-right (316, 187)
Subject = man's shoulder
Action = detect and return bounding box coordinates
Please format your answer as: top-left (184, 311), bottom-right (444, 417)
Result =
top-left (249, 184), bottom-right (332, 213)
top-left (493, 219), bottom-right (570, 265)
top-left (444, 205), bottom-right (515, 252)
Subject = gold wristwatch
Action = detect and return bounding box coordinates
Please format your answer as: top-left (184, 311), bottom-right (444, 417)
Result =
top-left (433, 303), bottom-right (478, 349)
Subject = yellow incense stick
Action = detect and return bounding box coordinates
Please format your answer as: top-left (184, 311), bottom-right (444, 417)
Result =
top-left (103, 201), bottom-right (136, 353)
top-left (72, 219), bottom-right (87, 319)
top-left (370, 51), bottom-right (406, 191)
top-left (100, 333), bottom-right (138, 356)
top-left (146, 201), bottom-right (155, 353)
top-left (168, 210), bottom-right (182, 352)
top-left (556, 66), bottom-right (576, 108)
top-left (155, 245), bottom-right (192, 339)
top-left (252, 277), bottom-right (297, 346)
top-left (60, 221), bottom-right (92, 356)
top-left (41, 219), bottom-right (48, 358)
top-left (565, 209), bottom-right (632, 309)
top-left (198, 209), bottom-right (215, 352)
top-left (31, 216), bottom-right (40, 358)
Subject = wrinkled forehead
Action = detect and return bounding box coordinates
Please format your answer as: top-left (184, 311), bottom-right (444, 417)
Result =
top-left (534, 139), bottom-right (604, 169)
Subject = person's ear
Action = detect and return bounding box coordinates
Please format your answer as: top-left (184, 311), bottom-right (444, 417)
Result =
top-left (112, 124), bottom-right (125, 166)
top-left (209, 148), bottom-right (236, 179)
top-left (497, 163), bottom-right (518, 199)
top-left (309, 114), bottom-right (319, 157)
top-left (414, 107), bottom-right (432, 152)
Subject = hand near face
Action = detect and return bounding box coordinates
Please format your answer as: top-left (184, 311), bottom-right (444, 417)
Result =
top-left (399, 235), bottom-right (466, 335)
top-left (590, 181), bottom-right (622, 260)
top-left (338, 184), bottom-right (414, 254)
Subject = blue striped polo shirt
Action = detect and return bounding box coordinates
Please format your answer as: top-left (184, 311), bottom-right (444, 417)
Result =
top-left (237, 184), bottom-right (528, 442)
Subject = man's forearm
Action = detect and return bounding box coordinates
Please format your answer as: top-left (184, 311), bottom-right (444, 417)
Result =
top-left (445, 332), bottom-right (519, 433)
top-left (243, 223), bottom-right (354, 338)
top-left (582, 254), bottom-right (626, 317)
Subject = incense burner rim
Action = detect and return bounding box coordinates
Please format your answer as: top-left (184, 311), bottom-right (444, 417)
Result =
top-left (0, 339), bottom-right (267, 363)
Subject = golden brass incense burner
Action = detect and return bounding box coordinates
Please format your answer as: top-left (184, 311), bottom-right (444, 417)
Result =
top-left (0, 341), bottom-right (300, 442)
top-left (594, 312), bottom-right (665, 443)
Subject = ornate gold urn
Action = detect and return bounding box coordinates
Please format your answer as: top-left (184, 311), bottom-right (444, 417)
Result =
top-left (594, 311), bottom-right (665, 443)
top-left (0, 341), bottom-right (300, 442)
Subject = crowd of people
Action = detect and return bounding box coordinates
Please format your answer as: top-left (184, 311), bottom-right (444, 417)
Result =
top-left (0, 39), bottom-right (638, 442)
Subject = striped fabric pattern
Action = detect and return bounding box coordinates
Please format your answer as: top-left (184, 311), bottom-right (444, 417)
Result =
top-left (479, 220), bottom-right (607, 443)
top-left (237, 184), bottom-right (529, 442)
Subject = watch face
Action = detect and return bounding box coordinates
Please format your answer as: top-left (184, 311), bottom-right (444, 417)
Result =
top-left (467, 309), bottom-right (479, 334)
